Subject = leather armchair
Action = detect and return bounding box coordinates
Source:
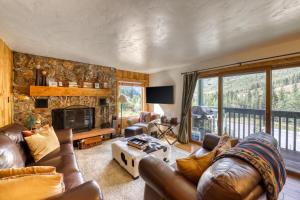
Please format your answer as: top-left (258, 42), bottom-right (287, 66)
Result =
top-left (139, 134), bottom-right (267, 200)
top-left (127, 112), bottom-right (160, 134)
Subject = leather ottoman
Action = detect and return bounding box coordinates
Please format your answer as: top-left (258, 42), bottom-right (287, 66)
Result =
top-left (124, 126), bottom-right (143, 138)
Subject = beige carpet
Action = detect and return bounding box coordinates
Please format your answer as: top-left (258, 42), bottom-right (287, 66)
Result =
top-left (75, 138), bottom-right (188, 200)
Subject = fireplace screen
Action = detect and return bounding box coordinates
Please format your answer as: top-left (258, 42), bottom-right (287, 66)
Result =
top-left (52, 106), bottom-right (95, 133)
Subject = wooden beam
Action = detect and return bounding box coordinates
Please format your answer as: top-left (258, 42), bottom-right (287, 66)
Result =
top-left (30, 86), bottom-right (111, 97)
top-left (197, 56), bottom-right (300, 78)
top-left (265, 67), bottom-right (272, 134)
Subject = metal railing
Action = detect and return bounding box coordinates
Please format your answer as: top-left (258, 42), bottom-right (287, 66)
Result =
top-left (192, 107), bottom-right (300, 151)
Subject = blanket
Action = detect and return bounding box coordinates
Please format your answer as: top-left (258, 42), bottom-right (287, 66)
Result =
top-left (214, 133), bottom-right (286, 200)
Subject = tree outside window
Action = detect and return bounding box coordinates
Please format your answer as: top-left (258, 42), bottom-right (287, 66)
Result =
top-left (119, 85), bottom-right (143, 117)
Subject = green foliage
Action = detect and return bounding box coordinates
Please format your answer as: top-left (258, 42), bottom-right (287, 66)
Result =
top-left (192, 67), bottom-right (300, 112)
top-left (119, 85), bottom-right (142, 116)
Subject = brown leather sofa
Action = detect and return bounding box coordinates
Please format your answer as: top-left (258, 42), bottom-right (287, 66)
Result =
top-left (0, 123), bottom-right (103, 200)
top-left (139, 134), bottom-right (267, 200)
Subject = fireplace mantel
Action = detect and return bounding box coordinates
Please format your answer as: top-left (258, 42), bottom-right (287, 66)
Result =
top-left (29, 86), bottom-right (111, 97)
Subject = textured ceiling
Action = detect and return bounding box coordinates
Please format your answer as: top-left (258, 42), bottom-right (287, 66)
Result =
top-left (1, 0), bottom-right (300, 73)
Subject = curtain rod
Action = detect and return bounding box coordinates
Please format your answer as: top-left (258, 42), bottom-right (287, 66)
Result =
top-left (181, 51), bottom-right (300, 75)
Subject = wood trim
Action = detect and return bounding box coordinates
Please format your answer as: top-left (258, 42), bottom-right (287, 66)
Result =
top-left (116, 69), bottom-right (150, 112)
top-left (116, 69), bottom-right (149, 87)
top-left (194, 55), bottom-right (300, 138)
top-left (30, 86), bottom-right (111, 97)
top-left (217, 76), bottom-right (223, 136)
top-left (198, 55), bottom-right (300, 78)
top-left (188, 106), bottom-right (192, 141)
top-left (0, 38), bottom-right (13, 127)
top-left (265, 67), bottom-right (272, 134)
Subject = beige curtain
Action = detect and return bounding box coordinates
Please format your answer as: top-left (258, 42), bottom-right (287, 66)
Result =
top-left (178, 72), bottom-right (198, 144)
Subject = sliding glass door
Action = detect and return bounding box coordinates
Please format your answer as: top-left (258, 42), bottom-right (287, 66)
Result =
top-left (223, 72), bottom-right (266, 139)
top-left (189, 60), bottom-right (300, 154)
top-left (272, 67), bottom-right (300, 151)
top-left (191, 77), bottom-right (218, 142)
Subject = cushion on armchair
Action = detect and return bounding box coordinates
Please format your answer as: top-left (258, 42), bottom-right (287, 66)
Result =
top-left (140, 112), bottom-right (151, 123)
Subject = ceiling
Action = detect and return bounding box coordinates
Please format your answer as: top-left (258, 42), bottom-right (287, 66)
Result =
top-left (1, 0), bottom-right (300, 73)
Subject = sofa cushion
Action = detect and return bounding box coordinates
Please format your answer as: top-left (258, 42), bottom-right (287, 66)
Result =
top-left (0, 173), bottom-right (64, 200)
top-left (140, 112), bottom-right (151, 123)
top-left (0, 166), bottom-right (56, 177)
top-left (25, 126), bottom-right (60, 162)
top-left (0, 135), bottom-right (25, 169)
top-left (197, 157), bottom-right (262, 200)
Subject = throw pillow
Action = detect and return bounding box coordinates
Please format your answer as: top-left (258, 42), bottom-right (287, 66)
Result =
top-left (214, 134), bottom-right (232, 156)
top-left (0, 166), bottom-right (56, 178)
top-left (0, 173), bottom-right (64, 200)
top-left (140, 112), bottom-right (151, 123)
top-left (176, 150), bottom-right (216, 184)
top-left (25, 125), bottom-right (60, 162)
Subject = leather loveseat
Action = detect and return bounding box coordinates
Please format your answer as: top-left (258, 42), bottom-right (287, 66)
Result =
top-left (139, 134), bottom-right (267, 200)
top-left (0, 123), bottom-right (103, 200)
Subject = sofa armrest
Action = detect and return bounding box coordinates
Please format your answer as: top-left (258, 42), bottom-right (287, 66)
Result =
top-left (55, 129), bottom-right (73, 144)
top-left (127, 117), bottom-right (139, 126)
top-left (139, 156), bottom-right (197, 200)
top-left (47, 181), bottom-right (103, 200)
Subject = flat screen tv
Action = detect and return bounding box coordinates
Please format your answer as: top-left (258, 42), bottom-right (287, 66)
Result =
top-left (146, 86), bottom-right (174, 104)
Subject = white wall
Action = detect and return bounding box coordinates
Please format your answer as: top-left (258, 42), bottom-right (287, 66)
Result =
top-left (149, 35), bottom-right (300, 122)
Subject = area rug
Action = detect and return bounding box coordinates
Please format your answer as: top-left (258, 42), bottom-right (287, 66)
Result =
top-left (75, 138), bottom-right (189, 200)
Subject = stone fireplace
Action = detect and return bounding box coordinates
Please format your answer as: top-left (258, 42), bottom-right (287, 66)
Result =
top-left (13, 52), bottom-right (117, 129)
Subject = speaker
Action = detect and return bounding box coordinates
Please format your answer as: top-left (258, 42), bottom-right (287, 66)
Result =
top-left (35, 99), bottom-right (48, 108)
top-left (99, 98), bottom-right (107, 106)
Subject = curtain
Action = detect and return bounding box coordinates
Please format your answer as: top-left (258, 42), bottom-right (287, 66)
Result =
top-left (178, 72), bottom-right (198, 144)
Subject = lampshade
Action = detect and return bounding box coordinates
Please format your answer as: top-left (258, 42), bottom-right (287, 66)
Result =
top-left (118, 94), bottom-right (128, 104)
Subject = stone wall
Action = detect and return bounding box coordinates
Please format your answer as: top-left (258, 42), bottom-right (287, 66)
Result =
top-left (13, 52), bottom-right (117, 128)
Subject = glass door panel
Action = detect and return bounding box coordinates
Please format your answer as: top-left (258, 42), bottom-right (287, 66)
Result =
top-left (272, 67), bottom-right (300, 150)
top-left (191, 77), bottom-right (218, 142)
top-left (223, 72), bottom-right (266, 139)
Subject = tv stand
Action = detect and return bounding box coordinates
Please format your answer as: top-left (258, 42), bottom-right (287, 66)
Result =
top-left (73, 128), bottom-right (115, 149)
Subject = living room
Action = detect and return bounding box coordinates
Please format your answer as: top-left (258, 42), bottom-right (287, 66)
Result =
top-left (1, 1), bottom-right (300, 200)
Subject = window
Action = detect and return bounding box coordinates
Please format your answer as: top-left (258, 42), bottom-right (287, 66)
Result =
top-left (223, 73), bottom-right (266, 139)
top-left (118, 84), bottom-right (143, 117)
top-left (189, 64), bottom-right (300, 152)
top-left (272, 67), bottom-right (300, 150)
top-left (191, 77), bottom-right (218, 142)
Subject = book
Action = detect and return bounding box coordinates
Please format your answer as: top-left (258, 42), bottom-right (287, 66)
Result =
top-left (127, 137), bottom-right (149, 150)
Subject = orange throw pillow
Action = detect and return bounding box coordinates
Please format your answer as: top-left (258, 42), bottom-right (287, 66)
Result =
top-left (176, 150), bottom-right (216, 184)
top-left (0, 166), bottom-right (64, 200)
top-left (22, 130), bottom-right (35, 137)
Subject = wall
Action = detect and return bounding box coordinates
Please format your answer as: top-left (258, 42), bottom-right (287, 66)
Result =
top-left (13, 52), bottom-right (117, 128)
top-left (0, 38), bottom-right (13, 127)
top-left (149, 35), bottom-right (300, 125)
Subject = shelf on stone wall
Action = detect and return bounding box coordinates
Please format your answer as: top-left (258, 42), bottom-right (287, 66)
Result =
top-left (29, 86), bottom-right (111, 97)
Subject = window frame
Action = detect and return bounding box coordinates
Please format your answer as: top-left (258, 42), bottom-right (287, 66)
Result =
top-left (189, 56), bottom-right (300, 141)
top-left (117, 81), bottom-right (145, 118)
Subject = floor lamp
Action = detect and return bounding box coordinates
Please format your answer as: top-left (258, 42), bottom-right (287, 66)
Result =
top-left (118, 94), bottom-right (128, 135)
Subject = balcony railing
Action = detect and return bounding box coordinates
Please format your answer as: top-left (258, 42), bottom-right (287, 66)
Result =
top-left (192, 106), bottom-right (300, 152)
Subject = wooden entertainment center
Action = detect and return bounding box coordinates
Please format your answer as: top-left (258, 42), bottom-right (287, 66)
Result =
top-left (73, 128), bottom-right (116, 149)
